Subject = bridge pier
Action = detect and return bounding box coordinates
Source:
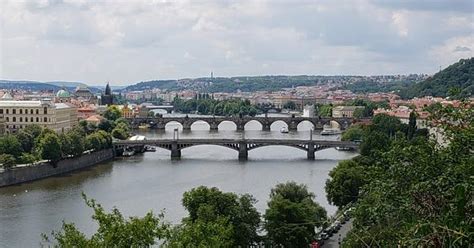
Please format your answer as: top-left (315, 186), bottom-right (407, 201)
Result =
top-left (156, 122), bottom-right (166, 130)
top-left (288, 121), bottom-right (298, 131)
top-left (182, 122), bottom-right (191, 131)
top-left (237, 123), bottom-right (245, 132)
top-left (307, 144), bottom-right (315, 160)
top-left (171, 142), bottom-right (181, 159)
top-left (262, 123), bottom-right (271, 131)
top-left (209, 121), bottom-right (219, 131)
top-left (238, 142), bottom-right (248, 161)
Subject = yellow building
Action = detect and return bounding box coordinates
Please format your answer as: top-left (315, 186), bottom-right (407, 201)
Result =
top-left (121, 104), bottom-right (135, 118)
top-left (0, 100), bottom-right (78, 133)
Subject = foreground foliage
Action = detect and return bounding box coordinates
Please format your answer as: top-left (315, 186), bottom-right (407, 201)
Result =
top-left (42, 194), bottom-right (169, 247)
top-left (326, 102), bottom-right (473, 247)
top-left (264, 182), bottom-right (327, 248)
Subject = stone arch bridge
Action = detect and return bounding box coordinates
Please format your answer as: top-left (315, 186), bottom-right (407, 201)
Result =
top-left (127, 116), bottom-right (366, 131)
top-left (113, 138), bottom-right (359, 160)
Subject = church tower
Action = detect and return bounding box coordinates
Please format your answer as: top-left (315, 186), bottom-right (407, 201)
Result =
top-left (101, 82), bottom-right (113, 106)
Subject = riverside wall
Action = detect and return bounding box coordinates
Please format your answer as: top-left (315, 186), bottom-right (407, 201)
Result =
top-left (0, 149), bottom-right (115, 187)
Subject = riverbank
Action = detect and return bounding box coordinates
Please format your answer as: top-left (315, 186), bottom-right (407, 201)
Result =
top-left (0, 149), bottom-right (115, 187)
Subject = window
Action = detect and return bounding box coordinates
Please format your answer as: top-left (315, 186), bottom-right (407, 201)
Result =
top-left (36, 117), bottom-right (39, 122)
top-left (25, 117), bottom-right (28, 123)
top-left (6, 117), bottom-right (9, 122)
top-left (31, 117), bottom-right (33, 122)
top-left (13, 109), bottom-right (16, 114)
top-left (13, 117), bottom-right (16, 122)
top-left (31, 109), bottom-right (34, 114)
top-left (36, 109), bottom-right (39, 114)
top-left (0, 109), bottom-right (3, 114)
top-left (19, 109), bottom-right (22, 114)
top-left (19, 117), bottom-right (22, 122)
top-left (44, 107), bottom-right (47, 114)
top-left (44, 117), bottom-right (47, 122)
top-left (6, 109), bottom-right (9, 114)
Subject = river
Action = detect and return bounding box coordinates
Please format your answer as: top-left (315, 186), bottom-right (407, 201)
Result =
top-left (0, 114), bottom-right (357, 247)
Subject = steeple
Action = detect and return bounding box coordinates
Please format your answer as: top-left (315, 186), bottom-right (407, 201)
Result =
top-left (105, 82), bottom-right (111, 95)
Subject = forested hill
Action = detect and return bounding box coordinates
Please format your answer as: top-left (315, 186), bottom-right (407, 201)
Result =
top-left (124, 75), bottom-right (422, 93)
top-left (400, 57), bottom-right (474, 99)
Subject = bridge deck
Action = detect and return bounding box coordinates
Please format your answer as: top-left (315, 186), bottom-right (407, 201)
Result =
top-left (114, 138), bottom-right (358, 146)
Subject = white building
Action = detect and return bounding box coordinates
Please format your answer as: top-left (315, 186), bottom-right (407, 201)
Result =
top-left (0, 99), bottom-right (78, 133)
top-left (302, 105), bottom-right (315, 117)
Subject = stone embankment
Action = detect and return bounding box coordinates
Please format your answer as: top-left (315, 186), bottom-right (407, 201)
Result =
top-left (0, 149), bottom-right (115, 187)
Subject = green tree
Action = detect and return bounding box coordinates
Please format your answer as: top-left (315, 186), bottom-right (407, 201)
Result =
top-left (165, 217), bottom-right (234, 248)
top-left (407, 111), bottom-right (417, 140)
top-left (67, 128), bottom-right (86, 157)
top-left (316, 104), bottom-right (333, 117)
top-left (98, 119), bottom-right (115, 133)
top-left (325, 160), bottom-right (367, 207)
top-left (181, 186), bottom-right (260, 247)
top-left (16, 124), bottom-right (43, 153)
top-left (19, 153), bottom-right (37, 164)
top-left (0, 154), bottom-right (16, 170)
top-left (0, 134), bottom-right (23, 158)
top-left (103, 105), bottom-right (122, 121)
top-left (341, 125), bottom-right (364, 141)
top-left (352, 108), bottom-right (365, 118)
top-left (38, 133), bottom-right (62, 162)
top-left (264, 182), bottom-right (327, 248)
top-left (42, 194), bottom-right (169, 247)
top-left (111, 122), bottom-right (130, 140)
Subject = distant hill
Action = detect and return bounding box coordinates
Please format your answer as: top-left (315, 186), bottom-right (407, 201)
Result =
top-left (0, 80), bottom-right (61, 91)
top-left (400, 58), bottom-right (474, 99)
top-left (0, 80), bottom-right (101, 93)
top-left (124, 75), bottom-right (382, 93)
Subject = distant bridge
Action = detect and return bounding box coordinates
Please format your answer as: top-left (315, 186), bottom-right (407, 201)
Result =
top-left (144, 105), bottom-right (174, 113)
top-left (127, 116), bottom-right (368, 131)
top-left (113, 138), bottom-right (359, 160)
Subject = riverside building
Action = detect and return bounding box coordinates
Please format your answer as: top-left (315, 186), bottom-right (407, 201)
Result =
top-left (0, 99), bottom-right (78, 133)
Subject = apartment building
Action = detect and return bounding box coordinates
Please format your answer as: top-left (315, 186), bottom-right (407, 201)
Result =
top-left (0, 99), bottom-right (77, 133)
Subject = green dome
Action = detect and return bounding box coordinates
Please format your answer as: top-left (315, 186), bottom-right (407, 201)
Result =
top-left (56, 89), bottom-right (71, 98)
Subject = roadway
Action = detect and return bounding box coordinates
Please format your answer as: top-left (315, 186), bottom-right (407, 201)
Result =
top-left (322, 219), bottom-right (353, 248)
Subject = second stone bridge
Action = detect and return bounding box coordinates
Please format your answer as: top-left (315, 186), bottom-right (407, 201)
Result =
top-left (114, 138), bottom-right (359, 160)
top-left (128, 116), bottom-right (365, 131)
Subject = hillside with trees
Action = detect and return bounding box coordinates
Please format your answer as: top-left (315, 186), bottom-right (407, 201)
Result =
top-left (400, 57), bottom-right (474, 99)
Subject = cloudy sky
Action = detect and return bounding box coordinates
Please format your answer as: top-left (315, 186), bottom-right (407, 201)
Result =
top-left (1, 0), bottom-right (473, 85)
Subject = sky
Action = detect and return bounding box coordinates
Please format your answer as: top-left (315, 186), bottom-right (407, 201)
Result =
top-left (1, 0), bottom-right (473, 86)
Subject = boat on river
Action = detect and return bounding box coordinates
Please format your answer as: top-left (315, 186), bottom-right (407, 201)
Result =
top-left (320, 128), bottom-right (342, 135)
top-left (122, 149), bottom-right (135, 157)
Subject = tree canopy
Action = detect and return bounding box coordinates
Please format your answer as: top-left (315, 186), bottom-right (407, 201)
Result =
top-left (264, 182), bottom-right (327, 248)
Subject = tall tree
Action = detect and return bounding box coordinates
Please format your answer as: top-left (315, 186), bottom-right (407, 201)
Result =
top-left (38, 133), bottom-right (62, 162)
top-left (407, 111), bottom-right (417, 140)
top-left (181, 186), bottom-right (260, 247)
top-left (0, 134), bottom-right (23, 158)
top-left (264, 182), bottom-right (327, 248)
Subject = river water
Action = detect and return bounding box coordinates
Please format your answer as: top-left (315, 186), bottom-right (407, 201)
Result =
top-left (0, 114), bottom-right (356, 247)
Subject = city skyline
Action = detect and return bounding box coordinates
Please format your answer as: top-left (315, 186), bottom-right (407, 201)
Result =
top-left (1, 0), bottom-right (473, 85)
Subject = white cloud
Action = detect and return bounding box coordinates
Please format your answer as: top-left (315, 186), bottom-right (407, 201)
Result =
top-left (0, 0), bottom-right (472, 85)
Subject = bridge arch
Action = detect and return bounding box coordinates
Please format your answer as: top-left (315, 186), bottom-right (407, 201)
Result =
top-left (323, 120), bottom-right (342, 129)
top-left (217, 120), bottom-right (237, 130)
top-left (190, 120), bottom-right (211, 130)
top-left (164, 121), bottom-right (183, 131)
top-left (244, 120), bottom-right (263, 130)
top-left (269, 120), bottom-right (289, 131)
top-left (297, 120), bottom-right (315, 131)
